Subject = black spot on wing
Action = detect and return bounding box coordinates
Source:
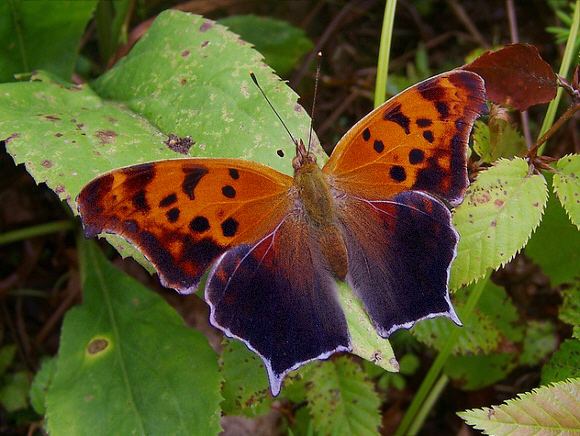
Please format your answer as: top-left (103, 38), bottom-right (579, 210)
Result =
top-left (414, 157), bottom-right (445, 191)
top-left (435, 101), bottom-right (449, 119)
top-left (362, 128), bottom-right (371, 141)
top-left (389, 166), bottom-right (406, 182)
top-left (373, 140), bottom-right (384, 153)
top-left (416, 118), bottom-right (432, 127)
top-left (423, 130), bottom-right (434, 143)
top-left (222, 185), bottom-right (236, 198)
top-left (221, 217), bottom-right (238, 237)
top-left (383, 103), bottom-right (410, 134)
top-left (182, 165), bottom-right (208, 200)
top-left (409, 149), bottom-right (425, 164)
top-left (190, 216), bottom-right (210, 233)
top-left (228, 168), bottom-right (240, 179)
top-left (159, 193), bottom-right (177, 208)
top-left (132, 190), bottom-right (149, 211)
top-left (166, 208), bottom-right (180, 223)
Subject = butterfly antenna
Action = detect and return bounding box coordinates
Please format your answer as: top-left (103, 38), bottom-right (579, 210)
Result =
top-left (307, 51), bottom-right (322, 155)
top-left (250, 72), bottom-right (297, 146)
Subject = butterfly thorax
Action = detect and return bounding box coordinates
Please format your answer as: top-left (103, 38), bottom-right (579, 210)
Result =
top-left (294, 159), bottom-right (348, 280)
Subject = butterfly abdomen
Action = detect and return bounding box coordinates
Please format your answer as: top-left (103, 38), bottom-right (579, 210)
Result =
top-left (294, 162), bottom-right (348, 280)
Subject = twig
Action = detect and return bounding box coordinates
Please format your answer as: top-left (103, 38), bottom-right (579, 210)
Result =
top-left (447, 0), bottom-right (489, 48)
top-left (529, 103), bottom-right (580, 159)
top-left (506, 0), bottom-right (533, 149)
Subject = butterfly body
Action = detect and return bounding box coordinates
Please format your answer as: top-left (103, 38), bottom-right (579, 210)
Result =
top-left (77, 70), bottom-right (487, 395)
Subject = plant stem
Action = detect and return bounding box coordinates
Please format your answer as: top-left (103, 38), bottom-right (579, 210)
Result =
top-left (374, 0), bottom-right (397, 108)
top-left (408, 375), bottom-right (449, 435)
top-left (0, 220), bottom-right (75, 246)
top-left (394, 275), bottom-right (490, 436)
top-left (537, 0), bottom-right (580, 154)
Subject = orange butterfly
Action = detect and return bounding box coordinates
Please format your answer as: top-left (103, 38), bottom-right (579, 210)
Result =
top-left (78, 70), bottom-right (486, 395)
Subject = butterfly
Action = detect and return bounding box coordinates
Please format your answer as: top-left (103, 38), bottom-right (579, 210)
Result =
top-left (77, 70), bottom-right (486, 395)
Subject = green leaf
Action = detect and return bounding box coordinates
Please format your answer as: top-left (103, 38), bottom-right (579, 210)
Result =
top-left (472, 117), bottom-right (526, 163)
top-left (559, 284), bottom-right (580, 338)
top-left (553, 154), bottom-right (580, 228)
top-left (0, 0), bottom-right (97, 82)
top-left (450, 158), bottom-right (548, 289)
top-left (0, 371), bottom-right (30, 413)
top-left (29, 357), bottom-right (57, 416)
top-left (337, 283), bottom-right (398, 372)
top-left (45, 241), bottom-right (222, 435)
top-left (413, 282), bottom-right (522, 355)
top-left (541, 340), bottom-right (580, 384)
top-left (217, 15), bottom-right (313, 76)
top-left (92, 11), bottom-right (318, 175)
top-left (520, 320), bottom-right (558, 366)
top-left (0, 10), bottom-right (318, 270)
top-left (458, 378), bottom-right (580, 435)
top-left (220, 339), bottom-right (272, 417)
top-left (526, 182), bottom-right (580, 285)
top-left (445, 353), bottom-right (517, 391)
top-left (306, 357), bottom-right (381, 436)
top-left (0, 345), bottom-right (16, 376)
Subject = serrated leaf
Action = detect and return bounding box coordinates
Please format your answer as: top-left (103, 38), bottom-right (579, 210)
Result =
top-left (220, 339), bottom-right (272, 417)
top-left (29, 357), bottom-right (57, 416)
top-left (337, 283), bottom-right (398, 372)
top-left (306, 357), bottom-right (381, 436)
top-left (526, 181), bottom-right (580, 285)
top-left (458, 378), bottom-right (580, 435)
top-left (553, 154), bottom-right (580, 228)
top-left (0, 11), bottom-right (318, 268)
top-left (0, 0), bottom-right (98, 82)
top-left (217, 15), bottom-right (313, 75)
top-left (414, 282), bottom-right (522, 355)
top-left (450, 158), bottom-right (548, 289)
top-left (472, 117), bottom-right (526, 163)
top-left (520, 320), bottom-right (558, 366)
top-left (559, 284), bottom-right (580, 338)
top-left (445, 353), bottom-right (517, 391)
top-left (541, 340), bottom-right (580, 385)
top-left (45, 241), bottom-right (222, 435)
top-left (92, 11), bottom-right (319, 174)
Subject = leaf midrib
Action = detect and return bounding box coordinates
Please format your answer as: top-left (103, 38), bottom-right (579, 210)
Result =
top-left (88, 243), bottom-right (147, 435)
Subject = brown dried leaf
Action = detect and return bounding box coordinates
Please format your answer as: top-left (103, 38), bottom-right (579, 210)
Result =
top-left (463, 43), bottom-right (557, 111)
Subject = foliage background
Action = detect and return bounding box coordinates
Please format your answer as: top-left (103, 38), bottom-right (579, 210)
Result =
top-left (0, 0), bottom-right (578, 435)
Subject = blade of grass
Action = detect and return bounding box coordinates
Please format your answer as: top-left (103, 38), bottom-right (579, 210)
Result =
top-left (374, 0), bottom-right (397, 108)
top-left (394, 274), bottom-right (490, 436)
top-left (538, 0), bottom-right (579, 154)
top-left (0, 220), bottom-right (75, 245)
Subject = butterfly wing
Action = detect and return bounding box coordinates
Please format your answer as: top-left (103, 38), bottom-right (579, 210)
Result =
top-left (77, 158), bottom-right (293, 293)
top-left (324, 70), bottom-right (486, 205)
top-left (325, 71), bottom-right (486, 335)
top-left (206, 214), bottom-right (351, 395)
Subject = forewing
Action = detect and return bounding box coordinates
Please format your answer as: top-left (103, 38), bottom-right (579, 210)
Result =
top-left (323, 70), bottom-right (486, 205)
top-left (337, 191), bottom-right (461, 336)
top-left (206, 215), bottom-right (351, 395)
top-left (77, 158), bottom-right (293, 293)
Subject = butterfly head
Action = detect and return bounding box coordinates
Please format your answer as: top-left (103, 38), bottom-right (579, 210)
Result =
top-left (292, 138), bottom-right (317, 171)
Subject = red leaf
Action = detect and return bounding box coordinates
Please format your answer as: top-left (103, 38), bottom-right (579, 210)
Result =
top-left (463, 44), bottom-right (557, 111)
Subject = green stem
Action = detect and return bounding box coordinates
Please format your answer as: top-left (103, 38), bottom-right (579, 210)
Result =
top-left (0, 220), bottom-right (75, 246)
top-left (538, 0), bottom-right (579, 154)
top-left (408, 375), bottom-right (449, 435)
top-left (374, 0), bottom-right (397, 108)
top-left (394, 275), bottom-right (490, 436)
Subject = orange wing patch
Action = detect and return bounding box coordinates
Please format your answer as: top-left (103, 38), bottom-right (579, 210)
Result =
top-left (323, 70), bottom-right (486, 205)
top-left (77, 159), bottom-right (293, 293)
